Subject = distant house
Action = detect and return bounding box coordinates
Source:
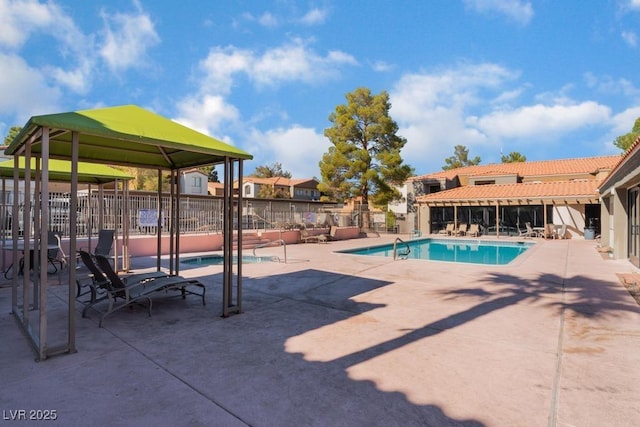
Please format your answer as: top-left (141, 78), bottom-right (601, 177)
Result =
top-left (389, 155), bottom-right (619, 237)
top-left (207, 181), bottom-right (225, 196)
top-left (236, 177), bottom-right (321, 200)
top-left (180, 169), bottom-right (208, 196)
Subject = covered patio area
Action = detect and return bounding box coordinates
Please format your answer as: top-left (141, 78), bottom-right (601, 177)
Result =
top-left (3, 105), bottom-right (252, 360)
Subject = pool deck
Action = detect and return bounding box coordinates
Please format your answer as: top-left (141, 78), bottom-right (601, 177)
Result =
top-left (1, 235), bottom-right (639, 426)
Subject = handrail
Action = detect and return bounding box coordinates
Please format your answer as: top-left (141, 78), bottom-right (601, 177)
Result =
top-left (252, 239), bottom-right (287, 263)
top-left (392, 237), bottom-right (411, 260)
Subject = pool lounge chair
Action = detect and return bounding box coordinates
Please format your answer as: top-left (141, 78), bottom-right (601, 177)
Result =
top-left (557, 224), bottom-right (568, 239)
top-left (455, 223), bottom-right (468, 236)
top-left (91, 254), bottom-right (206, 327)
top-left (541, 224), bottom-right (557, 239)
top-left (300, 228), bottom-right (327, 243)
top-left (467, 224), bottom-right (480, 237)
top-left (518, 222), bottom-right (538, 238)
top-left (439, 223), bottom-right (455, 235)
top-left (76, 250), bottom-right (171, 317)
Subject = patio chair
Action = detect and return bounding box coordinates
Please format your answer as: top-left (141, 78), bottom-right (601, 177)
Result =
top-left (542, 224), bottom-right (557, 239)
top-left (16, 232), bottom-right (65, 276)
top-left (327, 225), bottom-right (338, 241)
top-left (94, 229), bottom-right (114, 257)
top-left (93, 254), bottom-right (206, 327)
top-left (300, 228), bottom-right (327, 243)
top-left (47, 231), bottom-right (67, 271)
top-left (467, 223), bottom-right (480, 237)
top-left (439, 223), bottom-right (455, 235)
top-left (518, 222), bottom-right (538, 238)
top-left (76, 250), bottom-right (170, 317)
top-left (454, 223), bottom-right (468, 236)
top-left (557, 224), bottom-right (568, 239)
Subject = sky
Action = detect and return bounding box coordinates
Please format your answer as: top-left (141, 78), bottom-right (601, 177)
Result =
top-left (1, 0), bottom-right (640, 179)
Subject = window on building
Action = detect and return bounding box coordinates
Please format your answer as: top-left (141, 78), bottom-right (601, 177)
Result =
top-left (244, 184), bottom-right (251, 195)
top-left (192, 176), bottom-right (202, 188)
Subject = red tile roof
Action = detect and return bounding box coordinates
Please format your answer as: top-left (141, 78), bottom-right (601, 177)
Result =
top-left (417, 180), bottom-right (599, 203)
top-left (410, 155), bottom-right (620, 182)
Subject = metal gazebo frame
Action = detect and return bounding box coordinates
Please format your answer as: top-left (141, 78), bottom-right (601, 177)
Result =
top-left (4, 105), bottom-right (253, 360)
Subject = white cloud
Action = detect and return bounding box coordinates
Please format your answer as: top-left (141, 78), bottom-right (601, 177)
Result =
top-left (251, 39), bottom-right (357, 87)
top-left (0, 53), bottom-right (60, 119)
top-left (464, 0), bottom-right (534, 25)
top-left (628, 0), bottom-right (640, 10)
top-left (610, 106), bottom-right (640, 136)
top-left (391, 63), bottom-right (518, 122)
top-left (258, 12), bottom-right (278, 28)
top-left (622, 30), bottom-right (638, 47)
top-left (584, 72), bottom-right (640, 99)
top-left (174, 94), bottom-right (240, 138)
top-left (0, 0), bottom-right (59, 48)
top-left (245, 126), bottom-right (330, 178)
top-left (0, 0), bottom-right (94, 94)
top-left (472, 102), bottom-right (611, 139)
top-left (371, 60), bottom-right (394, 72)
top-left (299, 8), bottom-right (329, 25)
top-left (198, 39), bottom-right (357, 91)
top-left (390, 62), bottom-right (617, 172)
top-left (99, 3), bottom-right (160, 72)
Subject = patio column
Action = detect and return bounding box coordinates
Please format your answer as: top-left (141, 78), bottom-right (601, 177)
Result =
top-left (454, 205), bottom-right (458, 230)
top-left (495, 202), bottom-right (500, 238)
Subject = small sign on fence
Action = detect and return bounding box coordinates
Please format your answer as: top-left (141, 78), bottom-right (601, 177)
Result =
top-left (138, 209), bottom-right (160, 227)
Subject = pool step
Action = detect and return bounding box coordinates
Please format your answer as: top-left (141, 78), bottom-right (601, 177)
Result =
top-left (232, 233), bottom-right (271, 250)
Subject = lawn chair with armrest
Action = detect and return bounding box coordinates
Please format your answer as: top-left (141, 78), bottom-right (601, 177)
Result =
top-left (76, 250), bottom-right (171, 318)
top-left (93, 254), bottom-right (206, 327)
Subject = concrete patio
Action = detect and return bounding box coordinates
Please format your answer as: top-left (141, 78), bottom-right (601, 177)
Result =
top-left (1, 236), bottom-right (639, 426)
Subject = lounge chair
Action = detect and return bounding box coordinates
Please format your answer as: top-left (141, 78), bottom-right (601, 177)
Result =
top-left (91, 254), bottom-right (205, 327)
top-left (467, 224), bottom-right (480, 237)
top-left (439, 223), bottom-right (455, 235)
top-left (300, 228), bottom-right (327, 243)
top-left (76, 250), bottom-right (170, 317)
top-left (94, 229), bottom-right (115, 257)
top-left (542, 224), bottom-right (557, 239)
top-left (557, 224), bottom-right (568, 239)
top-left (455, 223), bottom-right (468, 236)
top-left (518, 222), bottom-right (538, 238)
top-left (327, 225), bottom-right (338, 241)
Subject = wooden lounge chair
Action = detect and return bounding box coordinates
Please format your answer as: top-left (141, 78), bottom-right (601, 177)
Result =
top-left (455, 223), bottom-right (468, 236)
top-left (91, 254), bottom-right (205, 327)
top-left (439, 223), bottom-right (455, 235)
top-left (467, 224), bottom-right (480, 237)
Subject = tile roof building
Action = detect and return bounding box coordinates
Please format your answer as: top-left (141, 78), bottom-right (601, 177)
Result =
top-left (598, 137), bottom-right (640, 266)
top-left (236, 177), bottom-right (321, 201)
top-left (389, 155), bottom-right (620, 238)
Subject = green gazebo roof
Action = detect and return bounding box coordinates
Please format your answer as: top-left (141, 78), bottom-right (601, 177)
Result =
top-left (4, 105), bottom-right (252, 169)
top-left (0, 158), bottom-right (133, 184)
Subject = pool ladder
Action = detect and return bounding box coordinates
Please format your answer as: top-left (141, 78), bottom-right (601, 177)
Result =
top-left (252, 239), bottom-right (287, 263)
top-left (393, 237), bottom-right (411, 261)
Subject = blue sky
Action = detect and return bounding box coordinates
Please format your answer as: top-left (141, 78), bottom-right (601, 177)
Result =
top-left (1, 0), bottom-right (640, 179)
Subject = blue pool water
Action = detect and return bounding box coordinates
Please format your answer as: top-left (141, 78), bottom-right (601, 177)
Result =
top-left (181, 254), bottom-right (278, 266)
top-left (338, 238), bottom-right (532, 265)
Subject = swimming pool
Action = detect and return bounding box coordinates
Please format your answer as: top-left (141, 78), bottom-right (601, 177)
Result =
top-left (338, 238), bottom-right (533, 265)
top-left (181, 254), bottom-right (279, 266)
